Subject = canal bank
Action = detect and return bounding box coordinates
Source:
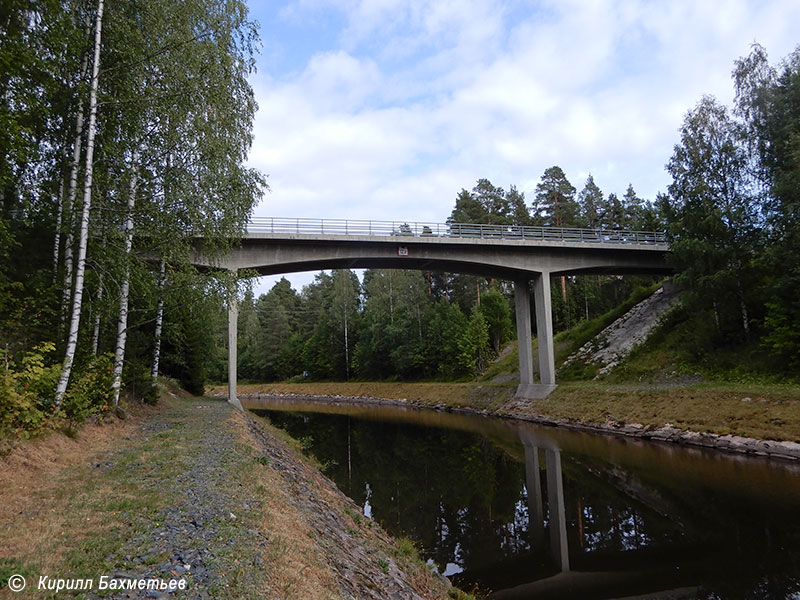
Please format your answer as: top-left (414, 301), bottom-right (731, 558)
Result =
top-left (0, 388), bottom-right (458, 600)
top-left (219, 381), bottom-right (800, 463)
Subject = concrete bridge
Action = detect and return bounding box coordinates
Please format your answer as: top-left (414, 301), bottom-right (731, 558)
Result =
top-left (203, 218), bottom-right (672, 407)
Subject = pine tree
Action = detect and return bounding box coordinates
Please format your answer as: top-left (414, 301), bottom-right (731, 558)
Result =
top-left (533, 166), bottom-right (579, 227)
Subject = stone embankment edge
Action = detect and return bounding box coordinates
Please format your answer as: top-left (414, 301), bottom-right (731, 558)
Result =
top-left (229, 392), bottom-right (800, 464)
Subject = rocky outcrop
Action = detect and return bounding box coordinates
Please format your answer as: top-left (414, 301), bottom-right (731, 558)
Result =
top-left (563, 286), bottom-right (680, 377)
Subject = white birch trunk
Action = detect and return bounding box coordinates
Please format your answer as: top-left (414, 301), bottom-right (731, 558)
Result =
top-left (151, 258), bottom-right (166, 383)
top-left (55, 0), bottom-right (105, 405)
top-left (111, 149), bottom-right (139, 406)
top-left (60, 16), bottom-right (92, 331)
top-left (91, 276), bottom-right (103, 355)
top-left (737, 279), bottom-right (751, 339)
top-left (343, 305), bottom-right (349, 380)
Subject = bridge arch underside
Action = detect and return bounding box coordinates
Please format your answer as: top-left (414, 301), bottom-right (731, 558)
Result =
top-left (213, 237), bottom-right (671, 403)
top-left (244, 256), bottom-right (670, 279)
top-left (222, 238), bottom-right (672, 279)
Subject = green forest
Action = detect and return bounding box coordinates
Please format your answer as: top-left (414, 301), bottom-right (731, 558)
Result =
top-left (1, 0), bottom-right (799, 442)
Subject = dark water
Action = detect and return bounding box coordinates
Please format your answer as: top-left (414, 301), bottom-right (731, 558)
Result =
top-left (246, 398), bottom-right (800, 599)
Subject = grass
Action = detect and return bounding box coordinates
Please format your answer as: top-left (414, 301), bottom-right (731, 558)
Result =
top-left (479, 342), bottom-right (521, 382)
top-left (228, 381), bottom-right (517, 413)
top-left (1, 390), bottom-right (459, 599)
top-left (534, 381), bottom-right (800, 441)
top-left (0, 394), bottom-right (273, 599)
top-left (223, 373), bottom-right (800, 444)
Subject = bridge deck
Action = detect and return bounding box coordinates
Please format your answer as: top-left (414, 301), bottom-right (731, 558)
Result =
top-left (246, 217), bottom-right (667, 248)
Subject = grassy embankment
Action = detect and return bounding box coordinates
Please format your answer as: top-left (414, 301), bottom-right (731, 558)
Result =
top-left (0, 386), bottom-right (460, 599)
top-left (228, 285), bottom-right (800, 443)
top-left (232, 380), bottom-right (800, 443)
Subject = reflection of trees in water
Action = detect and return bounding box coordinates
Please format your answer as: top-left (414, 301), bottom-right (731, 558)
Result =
top-left (258, 410), bottom-right (800, 598)
top-left (262, 412), bottom-right (676, 570)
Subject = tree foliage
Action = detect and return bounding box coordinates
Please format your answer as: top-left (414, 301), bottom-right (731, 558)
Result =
top-left (533, 166), bottom-right (579, 227)
top-left (664, 95), bottom-right (759, 340)
top-left (732, 44), bottom-right (800, 369)
top-left (659, 43), bottom-right (800, 374)
top-left (0, 0), bottom-right (263, 437)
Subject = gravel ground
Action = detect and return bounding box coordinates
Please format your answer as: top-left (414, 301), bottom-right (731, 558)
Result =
top-left (86, 401), bottom-right (266, 599)
top-left (79, 396), bottom-right (449, 600)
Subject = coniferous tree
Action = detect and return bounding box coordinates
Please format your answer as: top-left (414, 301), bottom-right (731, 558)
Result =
top-left (577, 174), bottom-right (605, 228)
top-left (533, 166), bottom-right (579, 227)
top-left (622, 184), bottom-right (646, 229)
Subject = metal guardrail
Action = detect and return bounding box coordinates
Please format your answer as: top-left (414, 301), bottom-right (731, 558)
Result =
top-left (246, 217), bottom-right (667, 246)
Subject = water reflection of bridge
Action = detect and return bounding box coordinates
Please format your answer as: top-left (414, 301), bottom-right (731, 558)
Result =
top-left (459, 427), bottom-right (706, 599)
top-left (196, 217), bottom-right (671, 404)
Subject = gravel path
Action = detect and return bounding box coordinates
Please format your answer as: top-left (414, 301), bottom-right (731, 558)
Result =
top-left (82, 397), bottom-right (448, 600)
top-left (87, 401), bottom-right (266, 599)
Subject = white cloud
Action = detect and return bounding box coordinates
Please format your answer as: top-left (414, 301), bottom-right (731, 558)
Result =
top-left (249, 0), bottom-right (800, 239)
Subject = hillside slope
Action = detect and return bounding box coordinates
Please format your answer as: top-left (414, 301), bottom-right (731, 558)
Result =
top-left (562, 285), bottom-right (679, 378)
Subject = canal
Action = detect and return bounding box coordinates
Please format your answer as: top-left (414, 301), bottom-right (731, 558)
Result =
top-left (247, 398), bottom-right (800, 599)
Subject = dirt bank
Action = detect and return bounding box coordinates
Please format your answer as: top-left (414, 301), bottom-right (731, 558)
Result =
top-left (221, 382), bottom-right (800, 463)
top-left (0, 390), bottom-right (456, 599)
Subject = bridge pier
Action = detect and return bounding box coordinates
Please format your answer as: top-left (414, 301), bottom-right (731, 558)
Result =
top-left (227, 291), bottom-right (243, 410)
top-left (533, 273), bottom-right (556, 388)
top-left (515, 274), bottom-right (557, 399)
top-left (514, 279), bottom-right (535, 389)
top-left (545, 448), bottom-right (570, 572)
top-left (523, 442), bottom-right (545, 548)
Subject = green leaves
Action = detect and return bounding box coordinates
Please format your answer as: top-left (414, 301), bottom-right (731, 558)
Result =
top-left (664, 95), bottom-right (758, 339)
top-left (0, 342), bottom-right (59, 438)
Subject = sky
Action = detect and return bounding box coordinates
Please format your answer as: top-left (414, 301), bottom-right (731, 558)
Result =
top-left (244, 0), bottom-right (800, 294)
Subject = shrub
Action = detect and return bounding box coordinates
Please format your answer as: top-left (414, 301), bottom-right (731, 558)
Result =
top-left (124, 358), bottom-right (158, 405)
top-left (61, 353), bottom-right (115, 426)
top-left (0, 342), bottom-right (59, 438)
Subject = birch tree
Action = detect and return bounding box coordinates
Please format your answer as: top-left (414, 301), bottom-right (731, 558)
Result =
top-left (150, 259), bottom-right (166, 384)
top-left (55, 0), bottom-right (105, 405)
top-left (110, 150), bottom-right (139, 406)
top-left (665, 95), bottom-right (758, 339)
top-left (58, 14), bottom-right (92, 331)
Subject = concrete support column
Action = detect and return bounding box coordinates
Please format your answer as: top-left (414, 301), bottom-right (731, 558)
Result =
top-left (227, 291), bottom-right (243, 410)
top-left (514, 279), bottom-right (534, 388)
top-left (545, 448), bottom-right (570, 572)
top-left (533, 272), bottom-right (556, 387)
top-left (524, 443), bottom-right (545, 548)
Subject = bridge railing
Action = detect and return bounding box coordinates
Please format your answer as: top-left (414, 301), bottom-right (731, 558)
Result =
top-left (246, 217), bottom-right (667, 246)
